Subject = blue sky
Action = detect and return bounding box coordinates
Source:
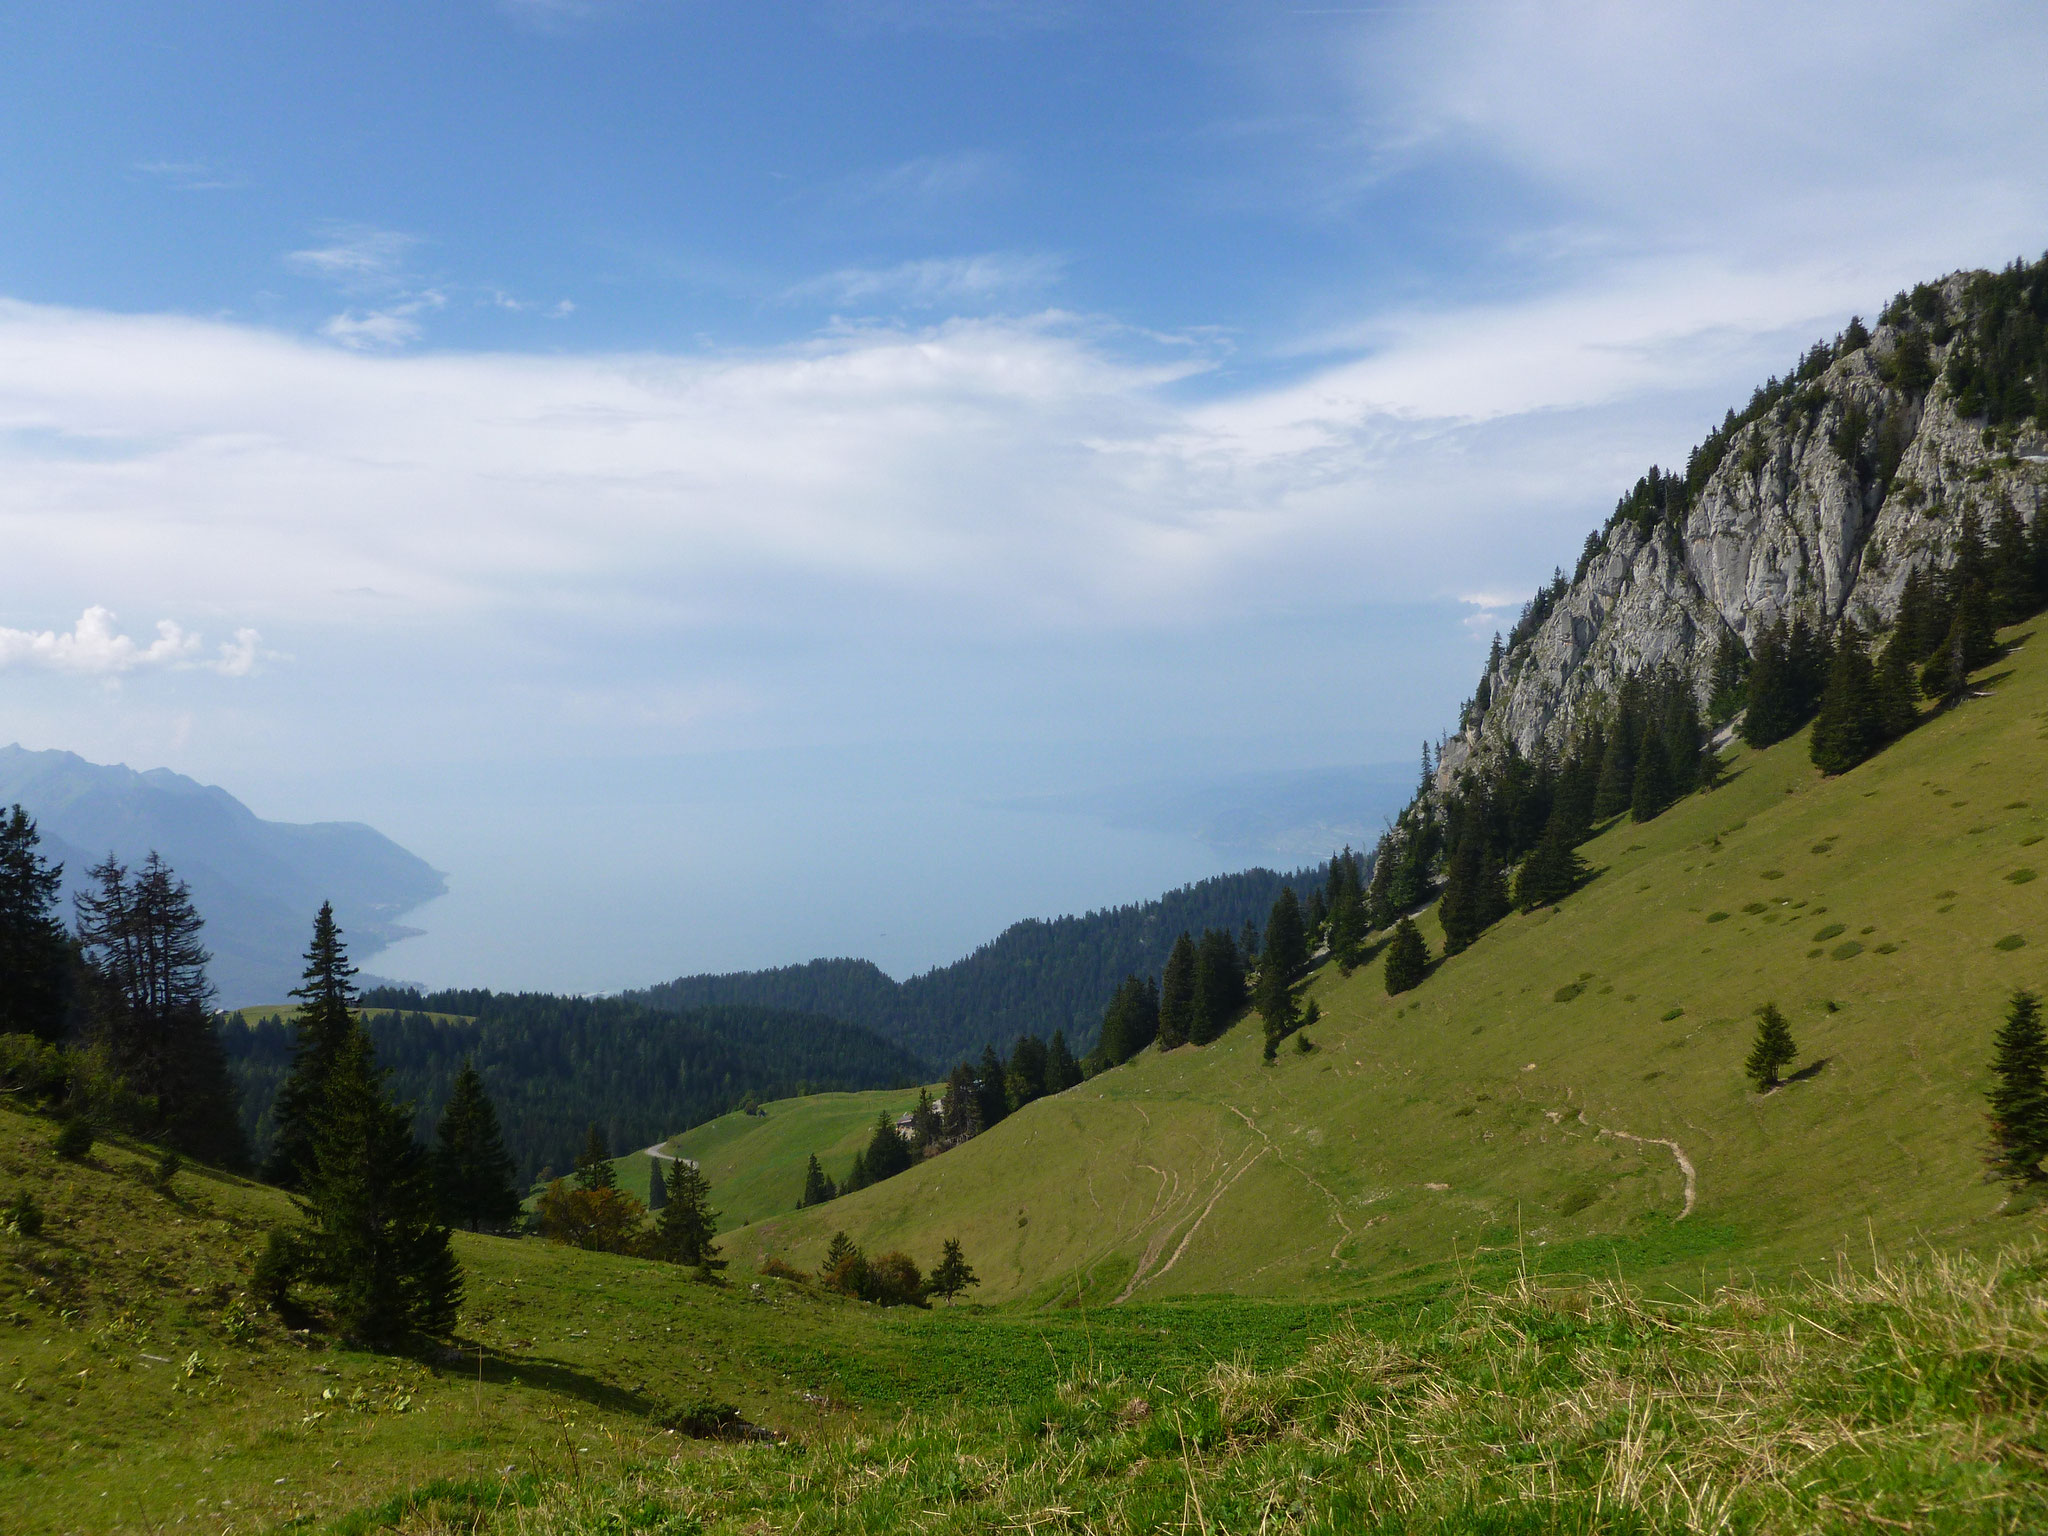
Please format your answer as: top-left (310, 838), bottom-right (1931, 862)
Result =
top-left (4, 2), bottom-right (2047, 992)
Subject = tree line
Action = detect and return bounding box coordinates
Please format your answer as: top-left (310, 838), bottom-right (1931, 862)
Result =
top-left (626, 864), bottom-right (1320, 1065)
top-left (224, 986), bottom-right (929, 1185)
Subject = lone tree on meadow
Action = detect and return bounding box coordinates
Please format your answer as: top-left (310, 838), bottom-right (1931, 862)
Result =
top-left (1987, 989), bottom-right (2048, 1184)
top-left (1382, 916), bottom-right (1429, 996)
top-left (928, 1238), bottom-right (979, 1305)
top-left (297, 1024), bottom-right (462, 1345)
top-left (654, 1158), bottom-right (725, 1275)
top-left (430, 1060), bottom-right (521, 1231)
top-left (265, 902), bottom-right (361, 1188)
top-left (1744, 1003), bottom-right (1798, 1091)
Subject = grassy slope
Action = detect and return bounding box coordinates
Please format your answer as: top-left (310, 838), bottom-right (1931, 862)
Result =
top-left (0, 1104), bottom-right (1325, 1532)
top-left (728, 624), bottom-right (2048, 1303)
top-left (620, 1086), bottom-right (940, 1229)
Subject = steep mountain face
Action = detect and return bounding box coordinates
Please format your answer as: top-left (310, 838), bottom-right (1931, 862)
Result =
top-left (0, 745), bottom-right (444, 1005)
top-left (1445, 262), bottom-right (2048, 779)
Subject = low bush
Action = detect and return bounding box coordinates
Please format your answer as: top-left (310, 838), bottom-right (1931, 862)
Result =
top-left (53, 1117), bottom-right (94, 1161)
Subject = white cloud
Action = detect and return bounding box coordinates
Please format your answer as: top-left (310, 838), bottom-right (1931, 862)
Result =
top-left (787, 253), bottom-right (1065, 309)
top-left (320, 292), bottom-right (445, 351)
top-left (134, 159), bottom-right (244, 192)
top-left (0, 607), bottom-right (198, 674)
top-left (286, 225), bottom-right (420, 290)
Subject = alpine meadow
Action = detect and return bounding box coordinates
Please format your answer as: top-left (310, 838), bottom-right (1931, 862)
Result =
top-left (6, 9), bottom-right (2048, 1533)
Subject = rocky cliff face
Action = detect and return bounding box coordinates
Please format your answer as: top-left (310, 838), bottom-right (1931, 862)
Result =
top-left (1440, 267), bottom-right (2048, 785)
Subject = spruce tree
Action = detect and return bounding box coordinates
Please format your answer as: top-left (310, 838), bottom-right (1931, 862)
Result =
top-left (1004, 1034), bottom-right (1049, 1109)
top-left (821, 1230), bottom-right (858, 1280)
top-left (1741, 620), bottom-right (1800, 746)
top-left (1437, 833), bottom-right (1481, 956)
top-left (1629, 724), bottom-right (1674, 821)
top-left (907, 1086), bottom-right (941, 1147)
top-left (1382, 917), bottom-right (1428, 995)
top-left (430, 1060), bottom-right (520, 1231)
top-left (1810, 625), bottom-right (1885, 775)
top-left (1190, 928), bottom-right (1243, 1044)
top-left (648, 1157), bottom-right (667, 1211)
top-left (655, 1159), bottom-right (725, 1272)
top-left (843, 1149), bottom-right (869, 1193)
top-left (1873, 632), bottom-right (1922, 740)
top-left (1707, 631), bottom-right (1748, 724)
top-left (1328, 848), bottom-right (1367, 972)
top-left (574, 1123), bottom-right (617, 1191)
top-left (976, 1043), bottom-right (1009, 1129)
top-left (1261, 888), bottom-right (1308, 984)
top-left (1514, 819), bottom-right (1588, 911)
top-left (798, 1153), bottom-right (837, 1208)
top-left (265, 903), bottom-right (361, 1187)
top-left (928, 1237), bottom-right (979, 1304)
top-left (1046, 1030), bottom-right (1081, 1092)
top-left (863, 1111), bottom-right (913, 1181)
top-left (0, 806), bottom-right (73, 1045)
top-left (297, 1024), bottom-right (461, 1345)
top-left (1986, 990), bottom-right (2048, 1184)
top-left (1157, 932), bottom-right (1197, 1048)
top-left (1920, 584), bottom-right (1995, 706)
top-left (1592, 719), bottom-right (1637, 820)
top-left (1744, 1003), bottom-right (1797, 1091)
top-left (1988, 501), bottom-right (2038, 621)
top-left (943, 1062), bottom-right (983, 1140)
top-left (1891, 568), bottom-right (1941, 662)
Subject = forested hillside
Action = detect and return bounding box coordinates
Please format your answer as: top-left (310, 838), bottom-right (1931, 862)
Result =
top-left (220, 992), bottom-right (927, 1184)
top-left (630, 863), bottom-right (1327, 1064)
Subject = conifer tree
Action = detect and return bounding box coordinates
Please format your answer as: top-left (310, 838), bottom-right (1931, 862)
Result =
top-left (843, 1149), bottom-right (869, 1193)
top-left (297, 1024), bottom-right (461, 1344)
top-left (430, 1060), bottom-right (520, 1231)
top-left (907, 1086), bottom-right (940, 1148)
top-left (976, 1043), bottom-right (1010, 1129)
top-left (1514, 818), bottom-right (1588, 911)
top-left (266, 902), bottom-right (361, 1187)
top-left (1190, 928), bottom-right (1244, 1044)
top-left (1157, 932), bottom-right (1197, 1049)
top-left (1592, 718), bottom-right (1638, 819)
top-left (928, 1237), bottom-right (979, 1304)
top-left (1988, 501), bottom-right (2038, 621)
top-left (1987, 990), bottom-right (2048, 1184)
top-left (1744, 1003), bottom-right (1797, 1091)
top-left (1920, 584), bottom-right (1996, 706)
top-left (1550, 728), bottom-right (1600, 844)
top-left (1437, 833), bottom-right (1481, 956)
top-left (863, 1110), bottom-right (913, 1181)
top-left (648, 1157), bottom-right (667, 1210)
top-left (1046, 1030), bottom-right (1081, 1092)
top-left (1629, 724), bottom-right (1674, 821)
top-left (798, 1153), bottom-right (838, 1208)
top-left (1365, 833), bottom-right (1399, 931)
top-left (1707, 631), bottom-right (1748, 724)
top-left (1891, 567), bottom-right (1942, 662)
top-left (1261, 888), bottom-right (1308, 984)
top-left (1873, 632), bottom-right (1922, 740)
top-left (943, 1062), bottom-right (983, 1140)
top-left (574, 1123), bottom-right (617, 1191)
top-left (1810, 624), bottom-right (1886, 775)
top-left (655, 1159), bottom-right (725, 1273)
top-left (1382, 917), bottom-right (1428, 995)
top-left (1005, 1034), bottom-right (1049, 1109)
top-left (1328, 848), bottom-right (1367, 972)
top-left (0, 806), bottom-right (73, 1045)
top-left (821, 1230), bottom-right (858, 1279)
top-left (1741, 620), bottom-right (1801, 746)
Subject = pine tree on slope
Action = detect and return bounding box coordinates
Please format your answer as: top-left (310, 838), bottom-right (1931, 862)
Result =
top-left (0, 806), bottom-right (73, 1044)
top-left (928, 1238), bottom-right (979, 1305)
top-left (265, 902), bottom-right (361, 1188)
top-left (1382, 917), bottom-right (1429, 996)
top-left (1987, 990), bottom-right (2048, 1185)
top-left (655, 1159), bottom-right (725, 1272)
top-left (798, 1153), bottom-right (838, 1208)
top-left (1810, 625), bottom-right (1886, 776)
top-left (430, 1060), bottom-right (521, 1231)
top-left (1744, 1003), bottom-right (1797, 1091)
top-left (1157, 932), bottom-right (1197, 1049)
top-left (298, 1024), bottom-right (461, 1345)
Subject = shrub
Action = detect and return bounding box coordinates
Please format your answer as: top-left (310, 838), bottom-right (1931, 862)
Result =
top-left (866, 1251), bottom-right (927, 1307)
top-left (252, 1228), bottom-right (304, 1312)
top-left (152, 1150), bottom-right (183, 1192)
top-left (1, 1191), bottom-right (43, 1238)
top-left (655, 1400), bottom-right (745, 1438)
top-left (757, 1256), bottom-right (809, 1284)
top-left (53, 1117), bottom-right (94, 1161)
top-left (0, 1034), bottom-right (66, 1102)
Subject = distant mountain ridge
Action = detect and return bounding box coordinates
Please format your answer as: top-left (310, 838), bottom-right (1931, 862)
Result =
top-left (0, 744), bottom-right (444, 1005)
top-left (628, 863), bottom-right (1333, 1065)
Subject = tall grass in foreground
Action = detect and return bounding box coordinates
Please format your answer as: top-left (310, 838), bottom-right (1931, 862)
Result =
top-left (372, 1240), bottom-right (2048, 1534)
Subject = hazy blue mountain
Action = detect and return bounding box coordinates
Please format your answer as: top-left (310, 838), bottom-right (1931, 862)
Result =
top-left (0, 744), bottom-right (444, 1006)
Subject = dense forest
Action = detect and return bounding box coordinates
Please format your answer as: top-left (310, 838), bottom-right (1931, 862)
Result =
top-left (627, 864), bottom-right (1325, 1065)
top-left (221, 992), bottom-right (928, 1186)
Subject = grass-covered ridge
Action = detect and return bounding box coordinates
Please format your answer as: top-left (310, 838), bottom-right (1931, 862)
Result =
top-left (727, 620), bottom-right (2047, 1301)
top-left (393, 1238), bottom-right (2048, 1534)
